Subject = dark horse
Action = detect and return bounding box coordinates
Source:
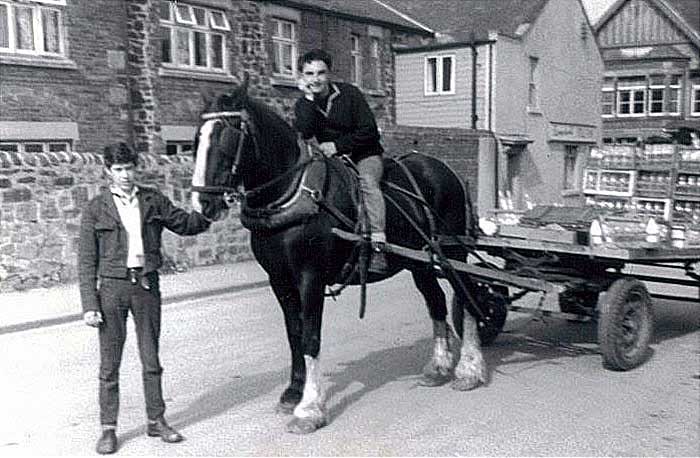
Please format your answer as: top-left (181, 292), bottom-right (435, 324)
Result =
top-left (191, 81), bottom-right (487, 434)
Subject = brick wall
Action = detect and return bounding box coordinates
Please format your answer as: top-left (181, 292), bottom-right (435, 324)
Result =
top-left (0, 152), bottom-right (251, 292)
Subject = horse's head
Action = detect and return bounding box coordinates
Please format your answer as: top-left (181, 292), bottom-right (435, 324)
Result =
top-left (191, 77), bottom-right (258, 221)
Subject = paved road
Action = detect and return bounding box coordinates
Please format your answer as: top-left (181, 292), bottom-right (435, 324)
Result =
top-left (1, 272), bottom-right (698, 456)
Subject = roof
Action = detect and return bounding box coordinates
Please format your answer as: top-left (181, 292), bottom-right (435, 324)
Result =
top-left (374, 0), bottom-right (550, 42)
top-left (265, 0), bottom-right (433, 35)
top-left (595, 0), bottom-right (700, 46)
top-left (601, 43), bottom-right (691, 61)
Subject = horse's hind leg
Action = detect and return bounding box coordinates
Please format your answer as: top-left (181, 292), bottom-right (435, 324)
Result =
top-left (411, 268), bottom-right (460, 386)
top-left (451, 273), bottom-right (487, 391)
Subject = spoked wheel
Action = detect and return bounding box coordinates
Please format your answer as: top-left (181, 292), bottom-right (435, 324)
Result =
top-left (452, 283), bottom-right (509, 346)
top-left (597, 278), bottom-right (654, 370)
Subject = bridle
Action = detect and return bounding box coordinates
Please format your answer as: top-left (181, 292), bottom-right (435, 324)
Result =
top-left (190, 109), bottom-right (252, 198)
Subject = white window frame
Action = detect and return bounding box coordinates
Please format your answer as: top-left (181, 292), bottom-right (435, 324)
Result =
top-left (0, 140), bottom-right (70, 153)
top-left (692, 84), bottom-right (700, 116)
top-left (528, 56), bottom-right (539, 111)
top-left (601, 78), bottom-right (615, 117)
top-left (617, 82), bottom-right (646, 117)
top-left (424, 54), bottom-right (455, 96)
top-left (350, 34), bottom-right (362, 87)
top-left (370, 37), bottom-right (381, 90)
top-left (667, 75), bottom-right (681, 115)
top-left (271, 17), bottom-right (297, 79)
top-left (648, 75), bottom-right (665, 116)
top-left (0, 0), bottom-right (65, 56)
top-left (159, 0), bottom-right (229, 73)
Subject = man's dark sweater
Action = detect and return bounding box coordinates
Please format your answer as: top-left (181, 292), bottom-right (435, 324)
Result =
top-left (294, 82), bottom-right (383, 162)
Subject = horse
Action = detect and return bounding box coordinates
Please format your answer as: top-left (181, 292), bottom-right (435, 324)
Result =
top-left (190, 80), bottom-right (488, 434)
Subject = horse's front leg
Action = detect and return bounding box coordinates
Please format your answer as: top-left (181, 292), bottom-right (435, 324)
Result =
top-left (286, 270), bottom-right (328, 434)
top-left (268, 275), bottom-right (306, 414)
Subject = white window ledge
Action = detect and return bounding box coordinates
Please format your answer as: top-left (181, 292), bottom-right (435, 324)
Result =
top-left (158, 67), bottom-right (236, 83)
top-left (0, 54), bottom-right (77, 70)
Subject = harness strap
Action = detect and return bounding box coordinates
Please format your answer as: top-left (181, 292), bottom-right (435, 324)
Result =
top-left (390, 156), bottom-right (437, 237)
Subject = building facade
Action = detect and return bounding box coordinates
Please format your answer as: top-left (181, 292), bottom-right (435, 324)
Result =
top-left (594, 0), bottom-right (700, 144)
top-left (388, 0), bottom-right (603, 211)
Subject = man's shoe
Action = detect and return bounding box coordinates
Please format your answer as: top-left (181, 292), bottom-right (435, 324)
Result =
top-left (96, 429), bottom-right (117, 455)
top-left (147, 418), bottom-right (183, 443)
top-left (368, 243), bottom-right (389, 275)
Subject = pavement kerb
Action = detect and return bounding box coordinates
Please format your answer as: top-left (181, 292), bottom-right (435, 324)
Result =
top-left (0, 262), bottom-right (269, 336)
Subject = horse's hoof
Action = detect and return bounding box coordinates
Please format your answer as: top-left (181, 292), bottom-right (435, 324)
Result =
top-left (275, 400), bottom-right (296, 415)
top-left (451, 376), bottom-right (483, 392)
top-left (417, 373), bottom-right (451, 387)
top-left (286, 416), bottom-right (327, 434)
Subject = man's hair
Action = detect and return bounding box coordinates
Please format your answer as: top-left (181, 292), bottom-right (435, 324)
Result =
top-left (103, 142), bottom-right (138, 168)
top-left (299, 48), bottom-right (333, 71)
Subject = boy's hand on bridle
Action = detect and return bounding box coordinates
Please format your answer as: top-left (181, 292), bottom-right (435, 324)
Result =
top-left (318, 142), bottom-right (337, 157)
top-left (83, 310), bottom-right (103, 327)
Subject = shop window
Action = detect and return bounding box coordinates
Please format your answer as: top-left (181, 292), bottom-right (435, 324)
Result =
top-left (159, 0), bottom-right (229, 73)
top-left (0, 0), bottom-right (65, 56)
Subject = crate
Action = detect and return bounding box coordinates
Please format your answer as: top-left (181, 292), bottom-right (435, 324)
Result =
top-left (632, 197), bottom-right (671, 221)
top-left (637, 144), bottom-right (675, 169)
top-left (671, 199), bottom-right (700, 225)
top-left (587, 145), bottom-right (636, 169)
top-left (678, 148), bottom-right (700, 173)
top-left (636, 171), bottom-right (672, 198)
top-left (673, 172), bottom-right (700, 198)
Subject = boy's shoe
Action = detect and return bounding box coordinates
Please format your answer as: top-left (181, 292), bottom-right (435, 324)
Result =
top-left (147, 418), bottom-right (183, 443)
top-left (96, 429), bottom-right (117, 455)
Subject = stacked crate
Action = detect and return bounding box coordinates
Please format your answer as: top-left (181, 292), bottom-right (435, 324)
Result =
top-left (584, 143), bottom-right (700, 227)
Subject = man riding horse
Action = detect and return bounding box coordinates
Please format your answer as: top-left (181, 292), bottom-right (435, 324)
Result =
top-left (295, 48), bottom-right (388, 274)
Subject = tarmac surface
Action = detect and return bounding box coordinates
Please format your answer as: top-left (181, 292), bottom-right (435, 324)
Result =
top-left (0, 261), bottom-right (270, 335)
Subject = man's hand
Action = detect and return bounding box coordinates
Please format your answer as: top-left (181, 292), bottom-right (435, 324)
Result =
top-left (83, 310), bottom-right (103, 327)
top-left (318, 142), bottom-right (337, 157)
top-left (297, 78), bottom-right (314, 101)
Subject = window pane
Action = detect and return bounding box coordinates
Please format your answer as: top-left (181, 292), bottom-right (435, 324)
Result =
top-left (210, 11), bottom-right (228, 29)
top-left (161, 27), bottom-right (172, 62)
top-left (427, 58), bottom-right (437, 92)
top-left (15, 6), bottom-right (35, 50)
top-left (166, 144), bottom-right (177, 155)
top-left (176, 29), bottom-right (190, 65)
top-left (159, 0), bottom-right (171, 21)
top-left (281, 22), bottom-right (293, 39)
top-left (281, 43), bottom-right (292, 74)
top-left (175, 5), bottom-right (192, 23)
top-left (0, 143), bottom-right (19, 152)
top-left (0, 4), bottom-right (8, 48)
top-left (25, 143), bottom-right (44, 153)
top-left (442, 57), bottom-right (452, 91)
top-left (649, 88), bottom-right (663, 113)
top-left (194, 31), bottom-right (206, 66)
top-left (42, 9), bottom-right (60, 53)
top-left (193, 7), bottom-right (205, 26)
top-left (48, 142), bottom-right (68, 152)
top-left (210, 33), bottom-right (223, 68)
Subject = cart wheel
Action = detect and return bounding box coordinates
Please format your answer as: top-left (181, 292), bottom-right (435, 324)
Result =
top-left (452, 284), bottom-right (508, 346)
top-left (597, 278), bottom-right (654, 371)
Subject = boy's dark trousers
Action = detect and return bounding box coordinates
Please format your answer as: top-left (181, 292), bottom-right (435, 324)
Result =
top-left (97, 272), bottom-right (164, 426)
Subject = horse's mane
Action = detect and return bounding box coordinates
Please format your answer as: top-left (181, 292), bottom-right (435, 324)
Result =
top-left (243, 96), bottom-right (300, 159)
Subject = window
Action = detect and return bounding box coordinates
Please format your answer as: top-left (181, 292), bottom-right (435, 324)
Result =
top-left (692, 84), bottom-right (700, 116)
top-left (159, 0), bottom-right (229, 72)
top-left (165, 141), bottom-right (193, 156)
top-left (601, 77), bottom-right (615, 117)
top-left (667, 75), bottom-right (681, 114)
top-left (369, 38), bottom-right (381, 90)
top-left (617, 77), bottom-right (645, 116)
top-left (528, 56), bottom-right (539, 110)
top-left (350, 34), bottom-right (362, 87)
top-left (0, 140), bottom-right (70, 153)
top-left (0, 0), bottom-right (65, 56)
top-left (271, 17), bottom-right (297, 78)
top-left (648, 75), bottom-right (665, 115)
top-left (425, 55), bottom-right (454, 95)
top-left (563, 145), bottom-right (579, 190)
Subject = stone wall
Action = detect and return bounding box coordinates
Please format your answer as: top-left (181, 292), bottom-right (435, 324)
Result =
top-left (0, 151), bottom-right (251, 292)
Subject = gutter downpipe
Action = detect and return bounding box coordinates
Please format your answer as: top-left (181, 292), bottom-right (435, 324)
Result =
top-left (470, 32), bottom-right (478, 130)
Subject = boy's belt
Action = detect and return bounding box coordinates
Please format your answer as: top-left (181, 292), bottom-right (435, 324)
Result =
top-left (127, 267), bottom-right (151, 290)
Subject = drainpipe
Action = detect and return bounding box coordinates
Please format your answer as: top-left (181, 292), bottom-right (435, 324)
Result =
top-left (470, 32), bottom-right (478, 130)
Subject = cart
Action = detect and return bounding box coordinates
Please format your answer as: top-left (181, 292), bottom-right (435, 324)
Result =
top-left (333, 228), bottom-right (700, 371)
